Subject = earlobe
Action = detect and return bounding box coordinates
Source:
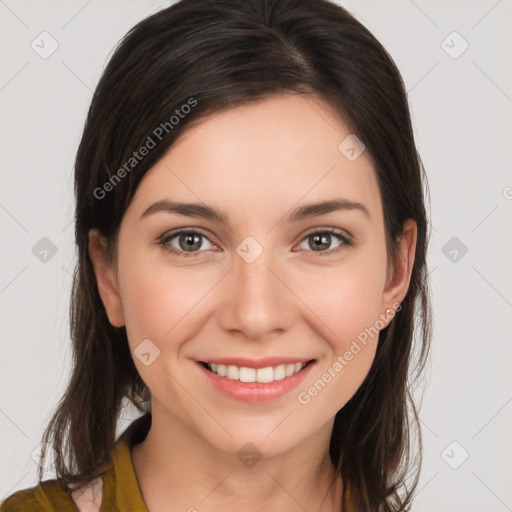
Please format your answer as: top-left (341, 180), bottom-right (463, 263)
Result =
top-left (88, 228), bottom-right (125, 328)
top-left (380, 219), bottom-right (417, 322)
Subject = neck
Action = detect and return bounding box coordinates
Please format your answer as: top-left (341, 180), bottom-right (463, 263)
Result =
top-left (131, 403), bottom-right (344, 511)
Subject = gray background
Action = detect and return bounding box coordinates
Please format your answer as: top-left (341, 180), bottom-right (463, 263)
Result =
top-left (1, 1), bottom-right (511, 510)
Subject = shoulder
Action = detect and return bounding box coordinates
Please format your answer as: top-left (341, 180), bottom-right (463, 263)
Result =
top-left (0, 413), bottom-right (151, 512)
top-left (0, 479), bottom-right (77, 512)
top-left (0, 487), bottom-right (42, 512)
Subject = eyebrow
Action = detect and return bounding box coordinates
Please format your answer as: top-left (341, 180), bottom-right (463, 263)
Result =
top-left (140, 198), bottom-right (371, 223)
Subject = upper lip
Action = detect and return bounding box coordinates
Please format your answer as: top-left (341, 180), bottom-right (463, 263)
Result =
top-left (198, 357), bottom-right (315, 369)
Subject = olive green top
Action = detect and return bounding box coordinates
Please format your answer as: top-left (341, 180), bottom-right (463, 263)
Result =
top-left (1, 412), bottom-right (355, 511)
top-left (0, 413), bottom-right (152, 512)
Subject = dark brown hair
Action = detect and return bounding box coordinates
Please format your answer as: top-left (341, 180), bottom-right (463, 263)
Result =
top-left (39, 0), bottom-right (432, 510)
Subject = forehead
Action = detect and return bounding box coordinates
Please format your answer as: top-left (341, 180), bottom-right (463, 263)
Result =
top-left (127, 94), bottom-right (382, 228)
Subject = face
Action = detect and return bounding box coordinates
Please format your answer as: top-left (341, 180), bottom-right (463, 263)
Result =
top-left (89, 93), bottom-right (416, 458)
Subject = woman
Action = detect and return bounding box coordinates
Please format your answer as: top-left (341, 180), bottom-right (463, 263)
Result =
top-left (1, 0), bottom-right (432, 510)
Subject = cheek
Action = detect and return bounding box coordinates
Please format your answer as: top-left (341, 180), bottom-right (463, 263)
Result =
top-left (121, 269), bottom-right (196, 344)
top-left (292, 249), bottom-right (387, 408)
top-left (294, 268), bottom-right (384, 415)
top-left (118, 257), bottom-right (213, 394)
top-left (117, 246), bottom-right (220, 354)
top-left (296, 250), bottom-right (388, 348)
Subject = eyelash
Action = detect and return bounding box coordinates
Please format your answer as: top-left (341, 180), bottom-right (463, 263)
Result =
top-left (157, 227), bottom-right (353, 258)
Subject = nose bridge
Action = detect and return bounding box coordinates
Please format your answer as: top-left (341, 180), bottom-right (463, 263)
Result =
top-left (236, 242), bottom-right (274, 294)
top-left (221, 235), bottom-right (293, 339)
top-left (235, 235), bottom-right (280, 305)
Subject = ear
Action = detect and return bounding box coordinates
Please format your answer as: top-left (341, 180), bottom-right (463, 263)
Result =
top-left (380, 218), bottom-right (417, 323)
top-left (88, 228), bottom-right (125, 327)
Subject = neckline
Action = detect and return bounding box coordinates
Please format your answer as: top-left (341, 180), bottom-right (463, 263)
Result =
top-left (109, 412), bottom-right (354, 511)
top-left (106, 411), bottom-right (152, 511)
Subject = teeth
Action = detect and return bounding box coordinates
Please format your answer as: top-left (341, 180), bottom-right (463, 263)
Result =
top-left (206, 361), bottom-right (308, 383)
top-left (239, 367), bottom-right (256, 382)
top-left (226, 365), bottom-right (239, 380)
top-left (257, 366), bottom-right (275, 383)
top-left (272, 365), bottom-right (285, 381)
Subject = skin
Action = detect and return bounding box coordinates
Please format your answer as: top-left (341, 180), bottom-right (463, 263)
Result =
top-left (89, 93), bottom-right (417, 511)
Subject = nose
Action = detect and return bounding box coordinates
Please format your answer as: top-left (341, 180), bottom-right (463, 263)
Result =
top-left (217, 241), bottom-right (296, 341)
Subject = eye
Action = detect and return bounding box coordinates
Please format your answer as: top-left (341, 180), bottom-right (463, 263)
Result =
top-left (157, 227), bottom-right (353, 258)
top-left (158, 229), bottom-right (216, 257)
top-left (297, 228), bottom-right (352, 257)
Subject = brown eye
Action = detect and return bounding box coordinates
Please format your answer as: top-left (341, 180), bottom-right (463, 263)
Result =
top-left (298, 228), bottom-right (352, 257)
top-left (158, 229), bottom-right (215, 257)
top-left (177, 233), bottom-right (204, 252)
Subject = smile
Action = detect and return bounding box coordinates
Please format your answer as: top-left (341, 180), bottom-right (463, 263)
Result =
top-left (201, 361), bottom-right (310, 383)
top-left (197, 359), bottom-right (316, 402)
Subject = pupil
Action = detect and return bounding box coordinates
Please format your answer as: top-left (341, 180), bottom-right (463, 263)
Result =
top-left (312, 234), bottom-right (329, 250)
top-left (182, 234), bottom-right (200, 250)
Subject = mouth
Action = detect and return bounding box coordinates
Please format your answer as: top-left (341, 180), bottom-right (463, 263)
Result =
top-left (198, 359), bottom-right (316, 383)
top-left (196, 358), bottom-right (316, 402)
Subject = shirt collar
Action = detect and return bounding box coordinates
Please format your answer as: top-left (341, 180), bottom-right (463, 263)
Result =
top-left (104, 411), bottom-right (152, 511)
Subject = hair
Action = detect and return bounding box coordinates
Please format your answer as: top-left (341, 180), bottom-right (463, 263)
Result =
top-left (38, 0), bottom-right (432, 510)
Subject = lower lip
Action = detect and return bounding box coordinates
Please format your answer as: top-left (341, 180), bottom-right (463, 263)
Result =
top-left (197, 361), bottom-right (315, 403)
